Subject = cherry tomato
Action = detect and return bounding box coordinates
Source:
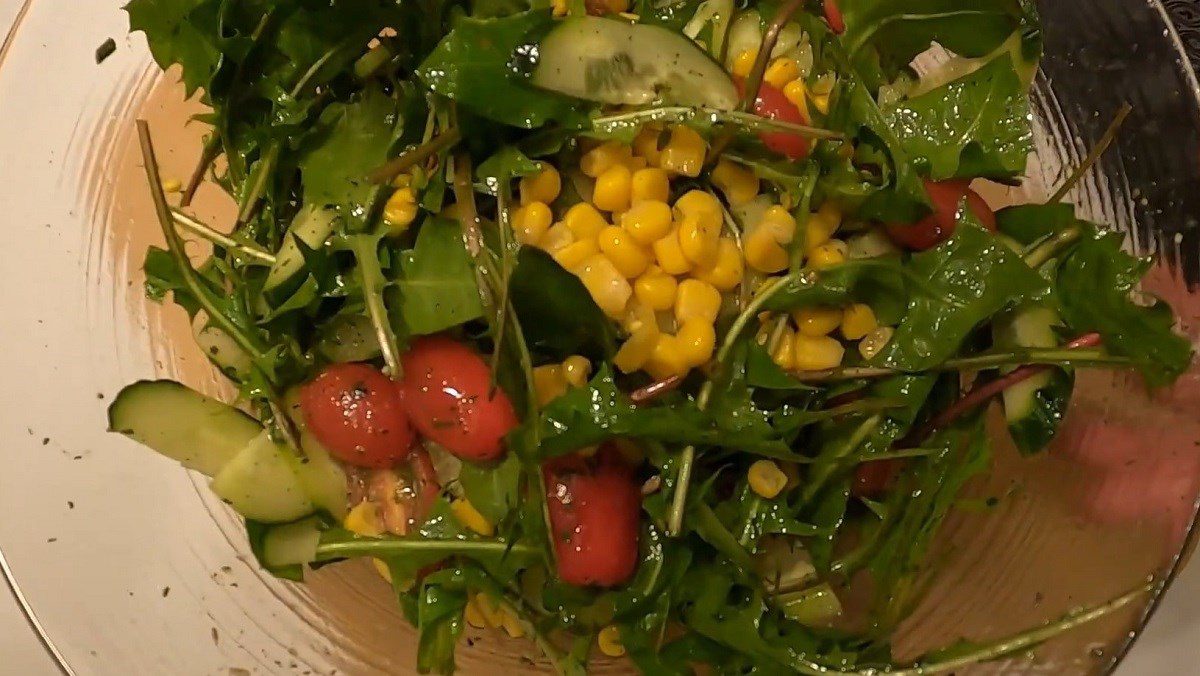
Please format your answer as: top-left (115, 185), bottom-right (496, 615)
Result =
top-left (851, 459), bottom-right (903, 499)
top-left (544, 447), bottom-right (641, 587)
top-left (736, 78), bottom-right (810, 160)
top-left (824, 0), bottom-right (845, 34)
top-left (885, 179), bottom-right (997, 250)
top-left (299, 363), bottom-right (415, 469)
top-left (398, 335), bottom-right (517, 462)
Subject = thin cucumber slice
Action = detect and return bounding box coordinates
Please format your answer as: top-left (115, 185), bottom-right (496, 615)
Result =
top-left (211, 432), bottom-right (314, 523)
top-left (261, 516), bottom-right (323, 568)
top-left (108, 380), bottom-right (262, 477)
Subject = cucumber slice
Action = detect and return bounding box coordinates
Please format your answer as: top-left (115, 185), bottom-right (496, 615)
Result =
top-left (996, 306), bottom-right (1057, 422)
top-left (777, 583), bottom-right (843, 626)
top-left (264, 205), bottom-right (336, 295)
top-left (316, 314), bottom-right (382, 363)
top-left (192, 312), bottom-right (253, 380)
top-left (108, 380), bottom-right (262, 477)
top-left (292, 432), bottom-right (350, 520)
top-left (261, 516), bottom-right (323, 568)
top-left (532, 17), bottom-right (738, 110)
top-left (211, 432), bottom-right (314, 523)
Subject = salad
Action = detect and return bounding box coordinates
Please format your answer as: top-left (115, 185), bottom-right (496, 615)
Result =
top-left (111, 0), bottom-right (1194, 673)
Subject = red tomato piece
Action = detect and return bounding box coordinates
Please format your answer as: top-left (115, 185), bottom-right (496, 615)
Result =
top-left (735, 78), bottom-right (811, 160)
top-left (885, 179), bottom-right (997, 250)
top-left (544, 447), bottom-right (642, 587)
top-left (825, 0), bottom-right (846, 34)
top-left (299, 363), bottom-right (414, 469)
top-left (398, 336), bottom-right (517, 462)
top-left (852, 458), bottom-right (903, 499)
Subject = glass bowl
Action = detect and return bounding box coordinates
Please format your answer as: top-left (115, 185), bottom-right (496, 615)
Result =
top-left (1, 1), bottom-right (1198, 673)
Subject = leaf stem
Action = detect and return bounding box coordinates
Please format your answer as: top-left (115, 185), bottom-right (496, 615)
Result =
top-left (1023, 224), bottom-right (1082, 267)
top-left (236, 141), bottom-right (280, 226)
top-left (368, 127), bottom-right (463, 185)
top-left (739, 0), bottom-right (804, 113)
top-left (314, 535), bottom-right (539, 561)
top-left (348, 234), bottom-right (403, 378)
top-left (1049, 102), bottom-right (1132, 203)
top-left (181, 133), bottom-right (221, 207)
top-left (790, 348), bottom-right (1130, 382)
top-left (592, 106), bottom-right (844, 140)
top-left (170, 208), bottom-right (276, 263)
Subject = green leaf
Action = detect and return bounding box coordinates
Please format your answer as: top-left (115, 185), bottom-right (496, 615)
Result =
top-left (415, 581), bottom-right (467, 675)
top-left (509, 247), bottom-right (618, 360)
top-left (417, 11), bottom-right (589, 129)
top-left (397, 218), bottom-right (485, 336)
top-left (745, 342), bottom-right (815, 391)
top-left (299, 85), bottom-right (412, 233)
top-left (879, 219), bottom-right (1048, 371)
top-left (884, 57), bottom-right (1032, 180)
top-left (760, 259), bottom-right (910, 326)
top-left (1056, 230), bottom-right (1193, 387)
top-left (994, 202), bottom-right (1077, 245)
top-left (476, 146), bottom-right (542, 194)
top-left (126, 0), bottom-right (222, 97)
top-left (457, 454), bottom-right (522, 524)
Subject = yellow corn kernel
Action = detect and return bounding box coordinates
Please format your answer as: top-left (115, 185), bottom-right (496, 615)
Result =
top-left (533, 364), bottom-right (568, 406)
top-left (553, 237), bottom-right (600, 270)
top-left (634, 267), bottom-right (678, 311)
top-left (858, 325), bottom-right (895, 361)
top-left (808, 240), bottom-right (847, 270)
top-left (475, 593), bottom-right (505, 628)
top-left (841, 303), bottom-right (878, 340)
top-left (344, 502), bottom-right (383, 537)
top-left (732, 49), bottom-right (758, 79)
top-left (744, 228), bottom-right (789, 273)
top-left (598, 226), bottom-right (651, 278)
top-left (576, 254), bottom-right (633, 317)
top-left (804, 202), bottom-right (842, 253)
top-left (598, 625), bottom-right (626, 658)
top-left (465, 596), bottom-right (488, 629)
top-left (624, 155), bottom-right (649, 172)
top-left (630, 167), bottom-right (670, 204)
top-left (693, 238), bottom-right (744, 291)
top-left (764, 57), bottom-right (801, 90)
top-left (500, 610), bottom-right (526, 638)
top-left (614, 320), bottom-right (659, 373)
top-left (384, 187), bottom-right (418, 234)
top-left (772, 328), bottom-right (796, 369)
top-left (551, 0), bottom-right (568, 16)
top-left (793, 305), bottom-right (843, 337)
top-left (760, 205), bottom-right (797, 244)
top-left (677, 318), bottom-right (716, 367)
top-left (645, 333), bottom-right (690, 380)
top-left (450, 498), bottom-right (495, 537)
top-left (563, 202), bottom-right (608, 240)
top-left (540, 223), bottom-right (575, 253)
top-left (748, 459), bottom-right (789, 499)
top-left (562, 356), bottom-right (592, 388)
top-left (512, 202), bottom-right (553, 245)
top-left (711, 159), bottom-right (759, 206)
top-left (653, 229), bottom-right (692, 275)
top-left (621, 298), bottom-right (657, 334)
top-left (673, 189), bottom-right (722, 223)
top-left (161, 177), bottom-right (183, 193)
top-left (621, 200), bottom-right (673, 245)
top-left (603, 0), bottom-right (630, 13)
top-left (678, 214), bottom-right (721, 267)
top-left (782, 79), bottom-right (812, 121)
top-left (593, 164), bottom-right (633, 213)
top-left (793, 334), bottom-right (845, 371)
top-left (658, 125), bottom-right (706, 177)
top-left (633, 126), bottom-right (663, 165)
top-left (520, 164), bottom-right (561, 206)
top-left (675, 278), bottom-right (721, 324)
top-left (581, 141), bottom-right (631, 178)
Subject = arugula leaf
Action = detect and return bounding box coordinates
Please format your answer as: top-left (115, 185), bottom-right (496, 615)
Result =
top-left (994, 202), bottom-right (1077, 245)
top-left (760, 259), bottom-right (909, 325)
top-left (457, 454), bottom-right (522, 524)
top-left (415, 580), bottom-right (468, 675)
top-left (884, 56), bottom-right (1032, 180)
top-left (879, 219), bottom-right (1048, 371)
top-left (1056, 230), bottom-right (1193, 387)
top-left (746, 342), bottom-right (815, 391)
top-left (417, 11), bottom-right (589, 129)
top-left (476, 146), bottom-right (542, 194)
top-left (126, 0), bottom-right (222, 97)
top-left (397, 218), bottom-right (485, 335)
top-left (299, 85), bottom-right (414, 233)
top-left (508, 247), bottom-right (618, 360)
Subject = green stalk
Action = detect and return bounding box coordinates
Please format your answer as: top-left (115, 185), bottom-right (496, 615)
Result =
top-left (1023, 225), bottom-right (1082, 267)
top-left (790, 348), bottom-right (1132, 382)
top-left (800, 414), bottom-right (882, 505)
top-left (235, 141), bottom-right (280, 226)
top-left (348, 234), bottom-right (403, 378)
top-left (170, 208), bottom-right (276, 263)
top-left (739, 0), bottom-right (804, 113)
top-left (314, 535), bottom-right (539, 561)
top-left (1048, 102), bottom-right (1133, 204)
top-left (180, 133), bottom-right (221, 207)
top-left (368, 128), bottom-right (463, 185)
top-left (592, 107), bottom-right (843, 140)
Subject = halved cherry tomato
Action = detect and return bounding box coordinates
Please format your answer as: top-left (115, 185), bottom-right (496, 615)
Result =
top-left (735, 78), bottom-right (810, 160)
top-left (544, 447), bottom-right (641, 587)
top-left (851, 458), bottom-right (903, 499)
top-left (398, 335), bottom-right (517, 462)
top-left (825, 0), bottom-right (845, 34)
top-left (300, 363), bottom-right (415, 469)
top-left (885, 179), bottom-right (997, 250)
